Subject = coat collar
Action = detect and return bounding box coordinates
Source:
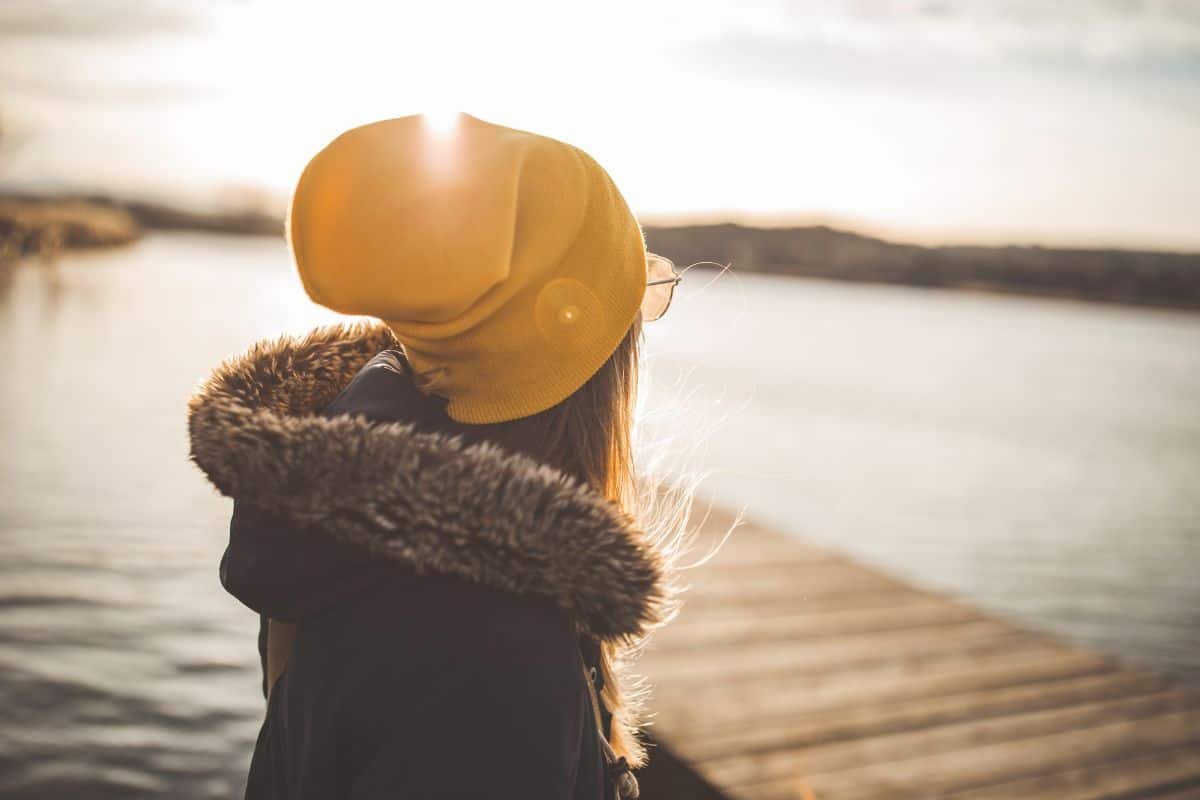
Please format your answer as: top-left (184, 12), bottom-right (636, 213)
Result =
top-left (187, 321), bottom-right (665, 643)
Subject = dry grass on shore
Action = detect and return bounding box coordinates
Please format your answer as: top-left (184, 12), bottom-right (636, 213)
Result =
top-left (0, 198), bottom-right (141, 266)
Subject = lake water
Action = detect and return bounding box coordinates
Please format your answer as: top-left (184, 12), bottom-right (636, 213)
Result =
top-left (1, 233), bottom-right (1198, 798)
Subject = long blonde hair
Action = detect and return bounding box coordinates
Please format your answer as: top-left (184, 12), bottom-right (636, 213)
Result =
top-left (417, 314), bottom-right (691, 765)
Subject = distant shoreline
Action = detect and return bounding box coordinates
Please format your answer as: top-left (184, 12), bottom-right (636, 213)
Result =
top-left (644, 223), bottom-right (1200, 312)
top-left (3, 192), bottom-right (1198, 311)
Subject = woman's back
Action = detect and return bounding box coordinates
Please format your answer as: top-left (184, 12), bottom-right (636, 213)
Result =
top-left (194, 336), bottom-right (656, 798)
top-left (248, 562), bottom-right (605, 798)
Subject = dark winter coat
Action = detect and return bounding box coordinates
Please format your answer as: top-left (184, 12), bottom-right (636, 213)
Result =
top-left (187, 322), bottom-right (668, 799)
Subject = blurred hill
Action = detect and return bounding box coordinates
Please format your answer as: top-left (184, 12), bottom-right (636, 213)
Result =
top-left (3, 192), bottom-right (1198, 310)
top-left (644, 223), bottom-right (1200, 310)
top-left (0, 193), bottom-right (279, 236)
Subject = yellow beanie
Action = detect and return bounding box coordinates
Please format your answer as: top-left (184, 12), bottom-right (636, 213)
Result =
top-left (287, 113), bottom-right (646, 424)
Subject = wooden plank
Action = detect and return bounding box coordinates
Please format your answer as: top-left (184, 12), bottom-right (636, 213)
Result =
top-left (696, 555), bottom-right (853, 579)
top-left (753, 706), bottom-right (1200, 800)
top-left (942, 744), bottom-right (1200, 800)
top-left (655, 599), bottom-right (984, 651)
top-left (701, 688), bottom-right (1200, 788)
top-left (643, 620), bottom-right (1027, 686)
top-left (681, 582), bottom-right (917, 612)
top-left (650, 646), bottom-right (1111, 731)
top-left (678, 587), bottom-right (935, 617)
top-left (691, 545), bottom-right (840, 569)
top-left (688, 529), bottom-right (831, 565)
top-left (686, 575), bottom-right (907, 606)
top-left (1140, 786), bottom-right (1200, 800)
top-left (691, 556), bottom-right (897, 587)
top-left (673, 669), bottom-right (1168, 760)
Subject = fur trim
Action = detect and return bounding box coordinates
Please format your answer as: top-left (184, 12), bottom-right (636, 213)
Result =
top-left (187, 321), bottom-right (666, 642)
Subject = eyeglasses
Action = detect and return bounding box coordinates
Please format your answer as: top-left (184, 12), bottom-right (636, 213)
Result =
top-left (643, 253), bottom-right (681, 322)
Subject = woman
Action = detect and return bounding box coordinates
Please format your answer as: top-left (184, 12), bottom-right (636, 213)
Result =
top-left (188, 113), bottom-right (688, 799)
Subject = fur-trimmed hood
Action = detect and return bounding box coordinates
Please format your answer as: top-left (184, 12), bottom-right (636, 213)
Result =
top-left (187, 321), bottom-right (666, 643)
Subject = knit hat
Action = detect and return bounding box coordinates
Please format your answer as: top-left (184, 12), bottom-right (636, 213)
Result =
top-left (286, 113), bottom-right (646, 424)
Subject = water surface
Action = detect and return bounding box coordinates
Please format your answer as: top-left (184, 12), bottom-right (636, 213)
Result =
top-left (1, 234), bottom-right (1198, 797)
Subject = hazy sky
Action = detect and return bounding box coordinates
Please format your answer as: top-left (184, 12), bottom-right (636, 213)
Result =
top-left (1, 0), bottom-right (1198, 249)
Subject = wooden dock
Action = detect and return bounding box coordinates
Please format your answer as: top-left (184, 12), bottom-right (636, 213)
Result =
top-left (637, 511), bottom-right (1200, 800)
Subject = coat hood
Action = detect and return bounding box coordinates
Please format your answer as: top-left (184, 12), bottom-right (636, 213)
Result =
top-left (187, 321), bottom-right (666, 643)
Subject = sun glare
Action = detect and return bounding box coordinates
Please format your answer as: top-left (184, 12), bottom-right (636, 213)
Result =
top-left (423, 110), bottom-right (461, 135)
